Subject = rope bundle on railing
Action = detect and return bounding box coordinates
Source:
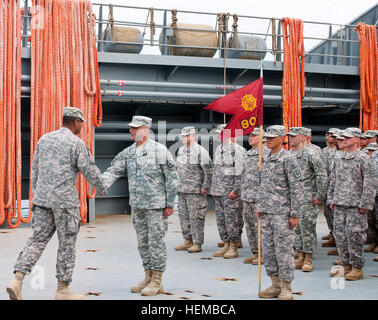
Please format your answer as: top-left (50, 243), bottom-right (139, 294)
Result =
top-left (0, 0), bottom-right (23, 228)
top-left (30, 0), bottom-right (102, 223)
top-left (356, 22), bottom-right (378, 131)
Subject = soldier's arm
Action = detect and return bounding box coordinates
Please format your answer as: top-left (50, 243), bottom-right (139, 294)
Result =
top-left (284, 157), bottom-right (304, 218)
top-left (232, 147), bottom-right (245, 195)
top-left (101, 150), bottom-right (128, 190)
top-left (359, 157), bottom-right (377, 211)
top-left (199, 148), bottom-right (212, 192)
top-left (159, 148), bottom-right (178, 208)
top-left (76, 142), bottom-right (107, 194)
top-left (309, 152), bottom-right (328, 201)
top-left (327, 159), bottom-right (336, 205)
top-left (30, 143), bottom-right (40, 193)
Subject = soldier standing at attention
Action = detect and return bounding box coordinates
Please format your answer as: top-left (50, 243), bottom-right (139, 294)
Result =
top-left (240, 127), bottom-right (268, 265)
top-left (257, 125), bottom-right (304, 300)
top-left (321, 128), bottom-right (338, 244)
top-left (287, 127), bottom-right (327, 272)
top-left (211, 124), bottom-right (246, 259)
top-left (102, 116), bottom-right (177, 296)
top-left (328, 128), bottom-right (376, 280)
top-left (175, 126), bottom-right (212, 253)
top-left (6, 107), bottom-right (107, 300)
top-left (372, 149), bottom-right (378, 262)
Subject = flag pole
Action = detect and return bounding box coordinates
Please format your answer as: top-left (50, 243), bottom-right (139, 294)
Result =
top-left (257, 59), bottom-right (264, 294)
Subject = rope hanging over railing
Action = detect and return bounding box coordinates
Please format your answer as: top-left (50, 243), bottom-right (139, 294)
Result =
top-left (30, 0), bottom-right (102, 224)
top-left (356, 22), bottom-right (378, 131)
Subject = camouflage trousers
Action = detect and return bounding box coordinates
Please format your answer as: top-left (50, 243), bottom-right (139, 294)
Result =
top-left (367, 205), bottom-right (377, 242)
top-left (242, 201), bottom-right (258, 254)
top-left (260, 212), bottom-right (295, 282)
top-left (323, 197), bottom-right (334, 236)
top-left (237, 199), bottom-right (244, 235)
top-left (132, 208), bottom-right (168, 272)
top-left (14, 206), bottom-right (80, 284)
top-left (214, 196), bottom-right (240, 243)
top-left (333, 205), bottom-right (368, 269)
top-left (178, 193), bottom-right (207, 245)
top-left (294, 202), bottom-right (321, 254)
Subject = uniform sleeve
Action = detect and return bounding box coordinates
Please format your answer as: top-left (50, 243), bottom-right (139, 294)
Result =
top-left (199, 148), bottom-right (213, 192)
top-left (30, 143), bottom-right (40, 194)
top-left (76, 142), bottom-right (107, 194)
top-left (102, 150), bottom-right (128, 190)
top-left (327, 159), bottom-right (336, 205)
top-left (159, 148), bottom-right (178, 208)
top-left (309, 152), bottom-right (328, 200)
top-left (284, 157), bottom-right (304, 218)
top-left (232, 147), bottom-right (245, 195)
top-left (359, 157), bottom-right (377, 210)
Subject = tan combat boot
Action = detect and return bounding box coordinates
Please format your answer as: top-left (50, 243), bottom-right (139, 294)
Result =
top-left (278, 280), bottom-right (294, 300)
top-left (244, 253), bottom-right (258, 264)
top-left (258, 275), bottom-right (281, 299)
top-left (344, 267), bottom-right (364, 281)
top-left (141, 271), bottom-right (163, 296)
top-left (213, 241), bottom-right (230, 257)
top-left (374, 256), bottom-right (378, 262)
top-left (322, 236), bottom-right (336, 247)
top-left (294, 250), bottom-right (300, 259)
top-left (374, 246), bottom-right (378, 254)
top-left (130, 269), bottom-right (152, 293)
top-left (252, 256), bottom-right (264, 265)
top-left (174, 238), bottom-right (193, 251)
top-left (187, 243), bottom-right (202, 253)
top-left (294, 251), bottom-right (305, 269)
top-left (224, 241), bottom-right (239, 259)
top-left (6, 271), bottom-right (25, 300)
top-left (302, 253), bottom-right (313, 272)
top-left (327, 248), bottom-right (339, 256)
top-left (321, 233), bottom-right (332, 240)
top-left (237, 233), bottom-right (243, 248)
top-left (55, 280), bottom-right (84, 300)
top-left (217, 241), bottom-right (224, 247)
top-left (333, 259), bottom-right (342, 265)
top-left (364, 242), bottom-right (377, 253)
top-left (329, 264), bottom-right (351, 277)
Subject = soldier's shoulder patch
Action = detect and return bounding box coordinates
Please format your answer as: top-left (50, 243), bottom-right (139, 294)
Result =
top-left (368, 165), bottom-right (376, 175)
top-left (293, 168), bottom-right (302, 179)
top-left (316, 160), bottom-right (325, 168)
top-left (167, 160), bottom-right (175, 169)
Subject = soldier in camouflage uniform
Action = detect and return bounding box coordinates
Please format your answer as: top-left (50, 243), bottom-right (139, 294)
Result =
top-left (240, 127), bottom-right (268, 264)
top-left (321, 128), bottom-right (338, 245)
top-left (303, 127), bottom-right (325, 159)
top-left (210, 124), bottom-right (246, 259)
top-left (175, 126), bottom-right (212, 253)
top-left (102, 116), bottom-right (177, 296)
top-left (257, 125), bottom-right (304, 300)
top-left (360, 130), bottom-right (377, 154)
top-left (328, 128), bottom-right (376, 280)
top-left (288, 127), bottom-right (327, 272)
top-left (372, 150), bottom-right (378, 262)
top-left (6, 107), bottom-right (107, 300)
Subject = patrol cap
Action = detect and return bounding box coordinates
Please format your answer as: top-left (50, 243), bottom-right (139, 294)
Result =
top-left (287, 127), bottom-right (307, 136)
top-left (364, 130), bottom-right (378, 138)
top-left (249, 127), bottom-right (265, 136)
top-left (181, 126), bottom-right (196, 136)
top-left (341, 127), bottom-right (361, 138)
top-left (128, 115), bottom-right (152, 128)
top-left (214, 124), bottom-right (227, 134)
top-left (264, 125), bottom-right (286, 138)
top-left (334, 130), bottom-right (345, 140)
top-left (366, 142), bottom-right (378, 151)
top-left (63, 107), bottom-right (85, 122)
top-left (303, 127), bottom-right (312, 137)
top-left (327, 128), bottom-right (339, 135)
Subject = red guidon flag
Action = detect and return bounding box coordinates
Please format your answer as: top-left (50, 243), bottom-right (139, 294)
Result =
top-left (205, 78), bottom-right (264, 137)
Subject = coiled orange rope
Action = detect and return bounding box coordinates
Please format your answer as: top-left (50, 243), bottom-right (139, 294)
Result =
top-left (0, 0), bottom-right (23, 228)
top-left (30, 0), bottom-right (102, 223)
top-left (281, 17), bottom-right (305, 145)
top-left (356, 22), bottom-right (378, 131)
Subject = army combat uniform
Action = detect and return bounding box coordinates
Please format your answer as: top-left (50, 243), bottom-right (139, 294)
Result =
top-left (210, 140), bottom-right (246, 253)
top-left (102, 137), bottom-right (177, 273)
top-left (328, 128), bottom-right (376, 275)
top-left (14, 117), bottom-right (107, 285)
top-left (176, 135), bottom-right (212, 247)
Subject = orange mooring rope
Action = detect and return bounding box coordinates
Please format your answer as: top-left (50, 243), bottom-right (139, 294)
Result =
top-left (0, 0), bottom-right (23, 228)
top-left (30, 0), bottom-right (102, 223)
top-left (281, 17), bottom-right (305, 145)
top-left (356, 22), bottom-right (378, 131)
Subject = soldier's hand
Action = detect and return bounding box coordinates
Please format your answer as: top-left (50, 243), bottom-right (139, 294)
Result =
top-left (288, 217), bottom-right (299, 229)
top-left (256, 211), bottom-right (261, 219)
top-left (358, 208), bottom-right (369, 213)
top-left (163, 207), bottom-right (174, 218)
top-left (312, 197), bottom-right (322, 206)
top-left (228, 191), bottom-right (238, 200)
top-left (200, 189), bottom-right (207, 195)
top-left (330, 204), bottom-right (335, 211)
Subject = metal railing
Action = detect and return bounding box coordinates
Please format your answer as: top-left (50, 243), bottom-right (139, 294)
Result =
top-left (19, 0), bottom-right (377, 66)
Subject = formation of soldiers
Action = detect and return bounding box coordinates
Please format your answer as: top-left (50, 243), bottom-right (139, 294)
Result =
top-left (5, 109), bottom-right (378, 300)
